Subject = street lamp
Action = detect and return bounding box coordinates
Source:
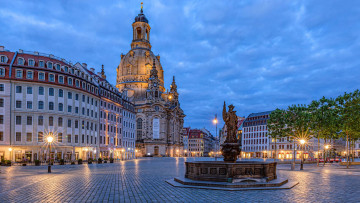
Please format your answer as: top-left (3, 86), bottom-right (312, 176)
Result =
top-left (324, 144), bottom-right (330, 165)
top-left (299, 139), bottom-right (306, 170)
top-left (121, 148), bottom-right (125, 161)
top-left (184, 150), bottom-right (187, 157)
top-left (213, 114), bottom-right (219, 161)
top-left (8, 147), bottom-right (12, 163)
top-left (135, 149), bottom-right (138, 159)
top-left (46, 134), bottom-right (54, 173)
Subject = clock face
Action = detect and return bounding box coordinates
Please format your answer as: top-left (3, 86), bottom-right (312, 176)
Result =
top-left (154, 83), bottom-right (157, 87)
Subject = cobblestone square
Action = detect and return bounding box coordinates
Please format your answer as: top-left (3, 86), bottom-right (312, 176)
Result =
top-left (0, 158), bottom-right (359, 202)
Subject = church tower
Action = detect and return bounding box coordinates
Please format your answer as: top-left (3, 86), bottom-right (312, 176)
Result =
top-left (116, 3), bottom-right (185, 158)
top-left (116, 2), bottom-right (164, 100)
top-left (131, 2), bottom-right (151, 50)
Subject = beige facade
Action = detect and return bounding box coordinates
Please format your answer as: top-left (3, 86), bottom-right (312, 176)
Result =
top-left (116, 8), bottom-right (185, 157)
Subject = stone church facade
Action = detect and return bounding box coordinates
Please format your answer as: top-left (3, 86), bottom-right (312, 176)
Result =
top-left (116, 6), bottom-right (185, 157)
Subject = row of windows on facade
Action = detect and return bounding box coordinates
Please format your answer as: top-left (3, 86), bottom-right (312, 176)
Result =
top-left (243, 139), bottom-right (268, 145)
top-left (271, 144), bottom-right (293, 150)
top-left (0, 68), bottom-right (99, 94)
top-left (243, 125), bottom-right (268, 132)
top-left (99, 123), bottom-right (122, 134)
top-left (14, 116), bottom-right (97, 130)
top-left (1, 56), bottom-right (124, 102)
top-left (11, 57), bottom-right (94, 83)
top-left (99, 135), bottom-right (135, 148)
top-left (99, 112), bottom-right (135, 129)
top-left (15, 100), bottom-right (97, 117)
top-left (243, 146), bottom-right (268, 151)
top-left (100, 111), bottom-right (121, 122)
top-left (15, 86), bottom-right (98, 105)
top-left (11, 132), bottom-right (97, 145)
top-left (243, 132), bottom-right (268, 138)
top-left (100, 101), bottom-right (124, 114)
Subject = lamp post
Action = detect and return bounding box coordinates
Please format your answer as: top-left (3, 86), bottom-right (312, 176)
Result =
top-left (121, 148), bottom-right (125, 161)
top-left (299, 139), bottom-right (306, 170)
top-left (324, 144), bottom-right (330, 165)
top-left (184, 150), bottom-right (187, 157)
top-left (8, 147), bottom-right (12, 163)
top-left (213, 115), bottom-right (218, 161)
top-left (46, 134), bottom-right (54, 173)
top-left (135, 149), bottom-right (138, 159)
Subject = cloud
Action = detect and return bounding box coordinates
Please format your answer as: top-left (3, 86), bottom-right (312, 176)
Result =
top-left (1, 0), bottom-right (360, 134)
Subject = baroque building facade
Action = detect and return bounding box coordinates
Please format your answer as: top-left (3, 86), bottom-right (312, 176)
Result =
top-left (116, 6), bottom-right (185, 157)
top-left (0, 46), bottom-right (135, 163)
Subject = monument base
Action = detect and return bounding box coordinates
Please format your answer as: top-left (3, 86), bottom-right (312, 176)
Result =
top-left (166, 177), bottom-right (298, 191)
top-left (166, 160), bottom-right (298, 191)
top-left (185, 161), bottom-right (277, 182)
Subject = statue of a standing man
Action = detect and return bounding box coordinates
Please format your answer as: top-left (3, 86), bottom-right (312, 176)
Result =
top-left (223, 101), bottom-right (238, 143)
top-left (221, 101), bottom-right (241, 162)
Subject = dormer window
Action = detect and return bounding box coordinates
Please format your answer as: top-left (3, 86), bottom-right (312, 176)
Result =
top-left (0, 56), bottom-right (7, 63)
top-left (18, 58), bottom-right (24, 65)
top-left (28, 59), bottom-right (35, 66)
top-left (49, 74), bottom-right (55, 82)
top-left (38, 72), bottom-right (45, 80)
top-left (64, 66), bottom-right (68, 72)
top-left (71, 68), bottom-right (74, 74)
top-left (68, 77), bottom-right (73, 85)
top-left (26, 71), bottom-right (33, 79)
top-left (47, 62), bottom-right (53, 69)
top-left (58, 75), bottom-right (64, 83)
top-left (0, 68), bottom-right (5, 76)
top-left (16, 69), bottom-right (22, 78)
top-left (39, 60), bottom-right (44, 67)
top-left (56, 64), bottom-right (61, 70)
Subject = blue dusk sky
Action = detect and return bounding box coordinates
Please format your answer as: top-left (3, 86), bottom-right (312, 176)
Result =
top-left (1, 0), bottom-right (359, 134)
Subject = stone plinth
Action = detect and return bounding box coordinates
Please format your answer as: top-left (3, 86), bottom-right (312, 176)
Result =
top-left (221, 143), bottom-right (241, 162)
top-left (185, 161), bottom-right (277, 183)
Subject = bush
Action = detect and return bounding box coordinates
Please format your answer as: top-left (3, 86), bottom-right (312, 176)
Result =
top-left (97, 158), bottom-right (102, 164)
top-left (71, 161), bottom-right (75, 165)
top-left (88, 158), bottom-right (93, 164)
top-left (78, 159), bottom-right (83, 164)
top-left (34, 160), bottom-right (41, 166)
top-left (110, 158), bottom-right (114, 163)
top-left (5, 160), bottom-right (11, 165)
top-left (59, 159), bottom-right (65, 165)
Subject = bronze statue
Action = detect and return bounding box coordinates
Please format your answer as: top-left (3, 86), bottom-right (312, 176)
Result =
top-left (221, 101), bottom-right (241, 162)
top-left (222, 102), bottom-right (238, 143)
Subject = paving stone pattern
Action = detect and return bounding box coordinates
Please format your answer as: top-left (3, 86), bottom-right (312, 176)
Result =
top-left (0, 158), bottom-right (359, 202)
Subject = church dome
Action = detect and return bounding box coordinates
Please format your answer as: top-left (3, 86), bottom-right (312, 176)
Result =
top-left (116, 48), bottom-right (164, 97)
top-left (135, 12), bottom-right (148, 23)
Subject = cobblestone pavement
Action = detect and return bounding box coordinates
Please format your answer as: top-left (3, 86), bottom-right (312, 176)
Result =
top-left (0, 157), bottom-right (359, 203)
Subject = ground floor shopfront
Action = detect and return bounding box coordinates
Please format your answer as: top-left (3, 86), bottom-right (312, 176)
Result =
top-left (0, 145), bottom-right (99, 162)
top-left (99, 147), bottom-right (134, 160)
top-left (136, 143), bottom-right (184, 157)
top-left (241, 151), bottom-right (310, 160)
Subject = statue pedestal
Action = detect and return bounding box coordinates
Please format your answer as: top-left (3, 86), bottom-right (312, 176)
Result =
top-left (166, 161), bottom-right (299, 190)
top-left (221, 143), bottom-right (241, 162)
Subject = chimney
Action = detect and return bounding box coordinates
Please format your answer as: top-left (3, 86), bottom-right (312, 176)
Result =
top-left (34, 51), bottom-right (39, 55)
top-left (82, 63), bottom-right (87, 68)
top-left (19, 49), bottom-right (23, 53)
top-left (90, 68), bottom-right (95, 73)
top-left (49, 54), bottom-right (54, 58)
top-left (0, 46), bottom-right (4, 51)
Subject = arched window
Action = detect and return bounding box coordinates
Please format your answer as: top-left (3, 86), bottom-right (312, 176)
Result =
top-left (136, 27), bottom-right (142, 39)
top-left (145, 29), bottom-right (148, 40)
top-left (58, 117), bottom-right (63, 127)
top-left (137, 118), bottom-right (143, 129)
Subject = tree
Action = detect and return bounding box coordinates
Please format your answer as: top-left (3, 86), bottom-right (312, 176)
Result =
top-left (309, 97), bottom-right (339, 166)
top-left (336, 90), bottom-right (360, 168)
top-left (285, 104), bottom-right (313, 170)
top-left (267, 109), bottom-right (287, 161)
